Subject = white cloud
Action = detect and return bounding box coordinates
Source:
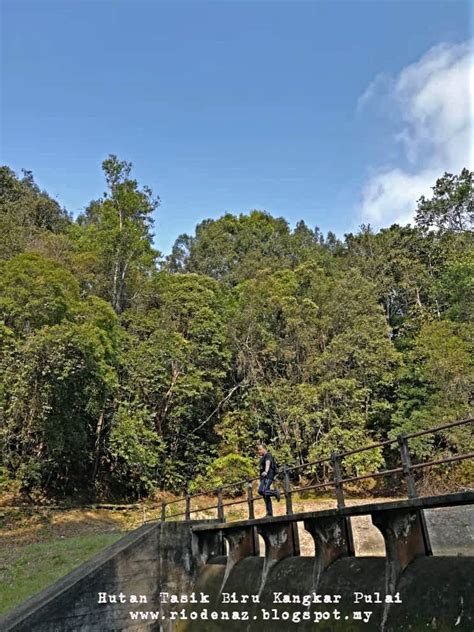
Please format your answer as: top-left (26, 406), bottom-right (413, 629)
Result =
top-left (359, 41), bottom-right (473, 227)
top-left (360, 167), bottom-right (440, 226)
top-left (356, 73), bottom-right (392, 112)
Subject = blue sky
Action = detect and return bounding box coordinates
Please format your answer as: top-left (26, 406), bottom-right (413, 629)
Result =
top-left (1, 0), bottom-right (472, 255)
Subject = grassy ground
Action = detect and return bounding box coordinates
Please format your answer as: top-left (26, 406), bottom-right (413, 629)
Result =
top-left (0, 502), bottom-right (143, 616)
top-left (0, 499), bottom-right (180, 616)
top-left (0, 533), bottom-right (124, 615)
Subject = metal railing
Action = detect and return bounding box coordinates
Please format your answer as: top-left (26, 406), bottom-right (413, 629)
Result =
top-left (158, 417), bottom-right (474, 522)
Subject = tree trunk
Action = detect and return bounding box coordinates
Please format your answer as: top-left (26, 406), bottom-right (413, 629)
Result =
top-left (91, 411), bottom-right (105, 485)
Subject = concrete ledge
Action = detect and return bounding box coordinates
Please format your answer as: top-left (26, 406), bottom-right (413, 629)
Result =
top-left (191, 492), bottom-right (474, 532)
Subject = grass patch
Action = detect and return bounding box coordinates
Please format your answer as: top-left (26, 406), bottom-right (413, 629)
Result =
top-left (0, 532), bottom-right (124, 616)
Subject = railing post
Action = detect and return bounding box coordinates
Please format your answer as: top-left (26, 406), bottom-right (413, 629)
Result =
top-left (217, 487), bottom-right (225, 522)
top-left (397, 433), bottom-right (416, 499)
top-left (161, 502), bottom-right (166, 522)
top-left (331, 453), bottom-right (345, 508)
top-left (397, 433), bottom-right (432, 554)
top-left (246, 479), bottom-right (260, 554)
top-left (283, 465), bottom-right (293, 515)
top-left (185, 494), bottom-right (191, 520)
top-left (247, 479), bottom-right (255, 519)
top-left (331, 452), bottom-right (354, 556)
top-left (282, 464), bottom-right (299, 552)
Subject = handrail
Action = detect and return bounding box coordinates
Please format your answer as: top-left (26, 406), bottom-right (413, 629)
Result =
top-left (338, 437), bottom-right (396, 457)
top-left (405, 417), bottom-right (472, 438)
top-left (286, 455), bottom-right (332, 472)
top-left (158, 417), bottom-right (473, 522)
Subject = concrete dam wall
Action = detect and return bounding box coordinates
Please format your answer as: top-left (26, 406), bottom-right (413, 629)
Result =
top-left (1, 494), bottom-right (473, 631)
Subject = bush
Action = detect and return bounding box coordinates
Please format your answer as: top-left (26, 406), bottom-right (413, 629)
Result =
top-left (189, 454), bottom-right (254, 497)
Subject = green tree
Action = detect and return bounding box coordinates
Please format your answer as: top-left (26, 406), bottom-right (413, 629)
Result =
top-left (108, 405), bottom-right (165, 497)
top-left (189, 454), bottom-right (254, 497)
top-left (436, 246), bottom-right (474, 322)
top-left (166, 211), bottom-right (330, 285)
top-left (344, 225), bottom-right (432, 328)
top-left (0, 253), bottom-right (80, 336)
top-left (119, 272), bottom-right (231, 490)
top-left (415, 169), bottom-right (473, 234)
top-left (76, 155), bottom-right (159, 312)
top-left (1, 320), bottom-right (118, 495)
top-left (220, 265), bottom-right (398, 470)
top-left (0, 166), bottom-right (70, 260)
top-left (391, 320), bottom-right (474, 460)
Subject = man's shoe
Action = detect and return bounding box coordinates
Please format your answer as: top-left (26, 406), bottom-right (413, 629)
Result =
top-left (275, 489), bottom-right (281, 502)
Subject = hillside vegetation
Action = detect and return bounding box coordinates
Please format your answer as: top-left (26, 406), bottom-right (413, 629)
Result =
top-left (0, 159), bottom-right (472, 501)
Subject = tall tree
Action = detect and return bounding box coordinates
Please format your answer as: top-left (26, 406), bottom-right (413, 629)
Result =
top-left (77, 155), bottom-right (159, 312)
top-left (415, 169), bottom-right (473, 234)
top-left (0, 253), bottom-right (119, 496)
top-left (117, 272), bottom-right (231, 491)
top-left (166, 211), bottom-right (330, 284)
top-left (0, 253), bottom-right (80, 336)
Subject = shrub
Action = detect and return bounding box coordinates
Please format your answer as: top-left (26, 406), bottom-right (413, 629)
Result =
top-left (189, 453), bottom-right (254, 497)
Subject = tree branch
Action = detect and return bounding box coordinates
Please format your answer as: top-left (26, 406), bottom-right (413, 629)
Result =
top-left (190, 383), bottom-right (244, 434)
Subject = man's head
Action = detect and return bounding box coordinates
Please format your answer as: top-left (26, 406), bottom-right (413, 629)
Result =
top-left (257, 443), bottom-right (267, 457)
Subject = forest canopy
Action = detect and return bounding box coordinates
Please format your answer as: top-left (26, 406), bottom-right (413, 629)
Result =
top-left (0, 159), bottom-right (472, 499)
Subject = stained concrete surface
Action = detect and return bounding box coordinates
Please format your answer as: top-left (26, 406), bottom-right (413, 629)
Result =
top-left (2, 502), bottom-right (473, 631)
top-left (288, 506), bottom-right (473, 557)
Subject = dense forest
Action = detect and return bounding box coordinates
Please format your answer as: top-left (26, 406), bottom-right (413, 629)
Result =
top-left (0, 157), bottom-right (472, 500)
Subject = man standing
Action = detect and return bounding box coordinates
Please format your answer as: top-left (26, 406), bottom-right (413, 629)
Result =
top-left (257, 443), bottom-right (280, 516)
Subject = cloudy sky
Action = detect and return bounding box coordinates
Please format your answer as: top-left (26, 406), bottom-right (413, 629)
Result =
top-left (359, 40), bottom-right (472, 227)
top-left (1, 0), bottom-right (472, 254)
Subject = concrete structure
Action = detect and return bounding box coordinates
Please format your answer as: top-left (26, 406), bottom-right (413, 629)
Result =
top-left (1, 492), bottom-right (473, 631)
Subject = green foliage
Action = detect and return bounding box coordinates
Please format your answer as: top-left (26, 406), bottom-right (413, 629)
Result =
top-left (436, 242), bottom-right (474, 322)
top-left (108, 406), bottom-right (164, 497)
top-left (118, 272), bottom-right (231, 491)
top-left (1, 322), bottom-right (117, 495)
top-left (166, 211), bottom-right (332, 284)
top-left (189, 454), bottom-right (254, 497)
top-left (0, 166), bottom-right (70, 260)
top-left (0, 253), bottom-right (80, 335)
top-left (76, 155), bottom-right (159, 313)
top-left (415, 169), bottom-right (473, 234)
top-left (0, 160), bottom-right (472, 500)
top-left (390, 320), bottom-right (474, 459)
